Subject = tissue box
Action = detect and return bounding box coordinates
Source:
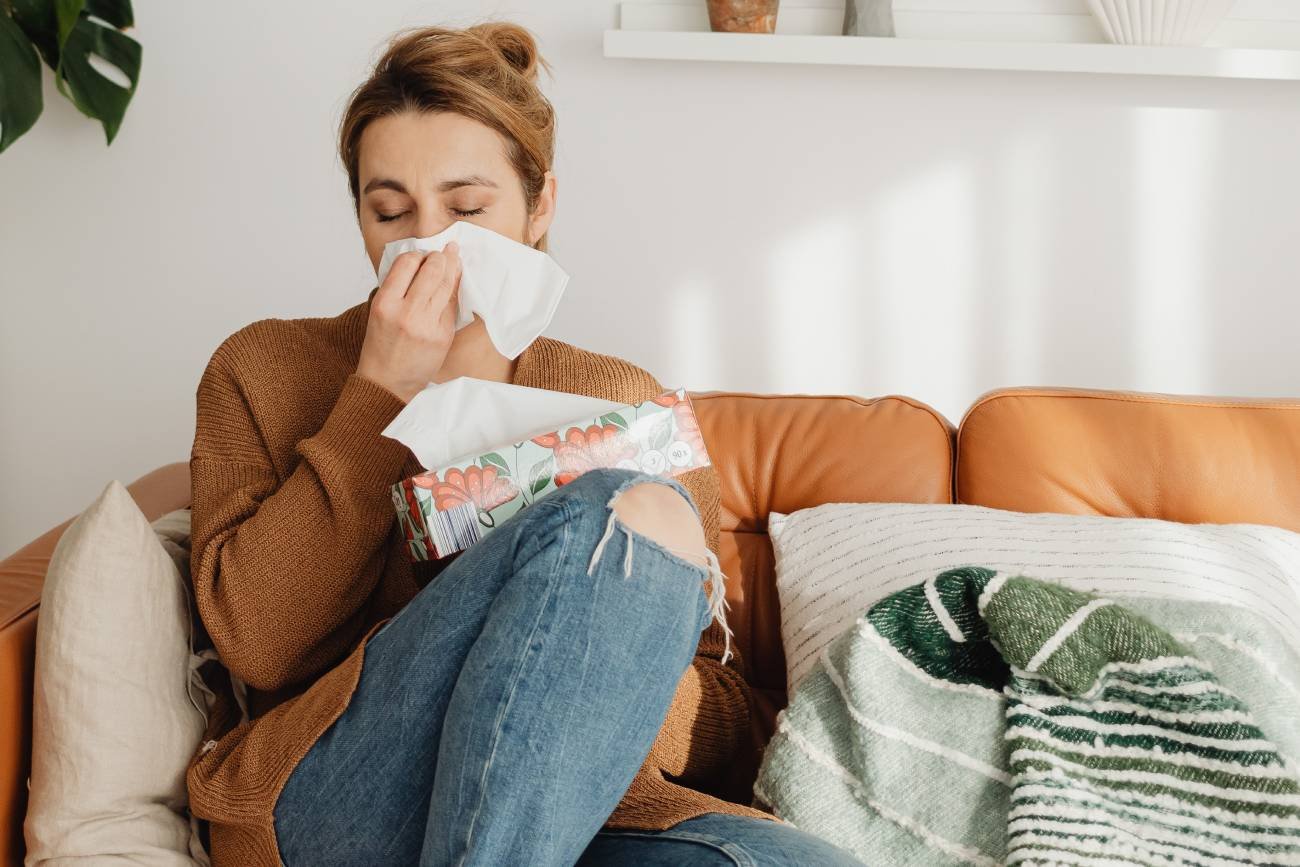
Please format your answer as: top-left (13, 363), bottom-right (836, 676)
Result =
top-left (391, 388), bottom-right (712, 561)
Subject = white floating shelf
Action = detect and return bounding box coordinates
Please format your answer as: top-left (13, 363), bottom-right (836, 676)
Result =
top-left (602, 29), bottom-right (1300, 81)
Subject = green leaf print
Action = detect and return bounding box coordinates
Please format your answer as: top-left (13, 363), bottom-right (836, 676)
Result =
top-left (529, 454), bottom-right (555, 496)
top-left (648, 413), bottom-right (673, 451)
top-left (480, 452), bottom-right (511, 477)
top-left (599, 412), bottom-right (628, 430)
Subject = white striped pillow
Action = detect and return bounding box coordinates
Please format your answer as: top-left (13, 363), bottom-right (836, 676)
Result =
top-left (768, 503), bottom-right (1300, 693)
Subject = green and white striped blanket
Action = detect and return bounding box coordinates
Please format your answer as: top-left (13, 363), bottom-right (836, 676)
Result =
top-left (754, 567), bottom-right (1300, 866)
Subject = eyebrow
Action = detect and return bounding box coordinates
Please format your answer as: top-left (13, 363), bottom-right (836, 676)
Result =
top-left (361, 175), bottom-right (499, 195)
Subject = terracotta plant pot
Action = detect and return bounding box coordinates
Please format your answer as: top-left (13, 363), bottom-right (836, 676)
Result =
top-left (707, 0), bottom-right (779, 34)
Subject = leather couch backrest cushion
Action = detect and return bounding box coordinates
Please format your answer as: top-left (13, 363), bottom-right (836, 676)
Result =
top-left (957, 387), bottom-right (1300, 531)
top-left (692, 391), bottom-right (955, 696)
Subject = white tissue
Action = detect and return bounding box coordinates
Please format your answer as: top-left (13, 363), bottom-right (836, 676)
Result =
top-left (382, 376), bottom-right (622, 471)
top-left (374, 221), bottom-right (569, 360)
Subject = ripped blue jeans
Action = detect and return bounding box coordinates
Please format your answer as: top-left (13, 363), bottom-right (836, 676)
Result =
top-left (272, 467), bottom-right (790, 866)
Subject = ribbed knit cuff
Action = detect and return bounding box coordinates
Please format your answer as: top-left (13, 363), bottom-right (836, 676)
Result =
top-left (304, 373), bottom-right (412, 491)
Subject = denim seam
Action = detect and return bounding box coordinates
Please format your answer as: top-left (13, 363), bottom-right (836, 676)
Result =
top-left (454, 505), bottom-right (574, 865)
top-left (505, 496), bottom-right (568, 575)
top-left (590, 828), bottom-right (757, 866)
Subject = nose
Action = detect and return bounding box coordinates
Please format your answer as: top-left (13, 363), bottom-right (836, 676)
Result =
top-left (413, 207), bottom-right (455, 241)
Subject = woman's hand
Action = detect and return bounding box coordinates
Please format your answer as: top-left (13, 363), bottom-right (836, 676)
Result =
top-left (356, 241), bottom-right (462, 404)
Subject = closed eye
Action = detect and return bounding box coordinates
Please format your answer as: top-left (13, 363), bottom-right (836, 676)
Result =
top-left (376, 207), bottom-right (485, 223)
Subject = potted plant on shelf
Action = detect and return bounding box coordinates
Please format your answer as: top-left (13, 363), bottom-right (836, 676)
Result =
top-left (706, 0), bottom-right (779, 34)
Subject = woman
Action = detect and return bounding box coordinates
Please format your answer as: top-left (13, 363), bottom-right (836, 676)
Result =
top-left (186, 21), bottom-right (864, 867)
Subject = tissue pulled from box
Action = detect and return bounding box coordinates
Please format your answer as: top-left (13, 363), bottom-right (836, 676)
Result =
top-left (381, 377), bottom-right (622, 472)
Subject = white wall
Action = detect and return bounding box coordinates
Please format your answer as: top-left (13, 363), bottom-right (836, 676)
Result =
top-left (3, 0), bottom-right (1300, 557)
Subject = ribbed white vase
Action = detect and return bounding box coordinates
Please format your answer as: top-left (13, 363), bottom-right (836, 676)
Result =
top-left (1085, 0), bottom-right (1234, 45)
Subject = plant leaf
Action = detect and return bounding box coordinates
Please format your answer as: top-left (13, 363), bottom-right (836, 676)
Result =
top-left (479, 452), bottom-right (511, 477)
top-left (599, 412), bottom-right (628, 430)
top-left (54, 0), bottom-right (84, 51)
top-left (0, 11), bottom-right (43, 152)
top-left (9, 0), bottom-right (60, 65)
top-left (16, 0), bottom-right (130, 58)
top-left (83, 0), bottom-right (132, 28)
top-left (648, 413), bottom-right (673, 451)
top-left (54, 12), bottom-right (140, 143)
top-left (528, 455), bottom-right (555, 496)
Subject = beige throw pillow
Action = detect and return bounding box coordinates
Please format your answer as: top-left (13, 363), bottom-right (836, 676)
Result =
top-left (24, 480), bottom-right (208, 866)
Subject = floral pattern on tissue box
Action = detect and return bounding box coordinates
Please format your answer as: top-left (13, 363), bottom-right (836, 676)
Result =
top-left (391, 389), bottom-right (711, 561)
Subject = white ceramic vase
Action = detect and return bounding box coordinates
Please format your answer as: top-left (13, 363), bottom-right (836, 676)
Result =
top-left (1085, 0), bottom-right (1234, 45)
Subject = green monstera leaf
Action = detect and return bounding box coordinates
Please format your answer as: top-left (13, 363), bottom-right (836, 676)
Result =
top-left (0, 11), bottom-right (43, 151)
top-left (55, 1), bottom-right (140, 143)
top-left (2, 0), bottom-right (140, 152)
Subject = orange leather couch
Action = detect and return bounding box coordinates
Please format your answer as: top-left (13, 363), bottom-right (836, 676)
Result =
top-left (4, 385), bottom-right (1299, 864)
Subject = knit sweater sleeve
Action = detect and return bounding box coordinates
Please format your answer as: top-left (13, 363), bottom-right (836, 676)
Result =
top-left (640, 378), bottom-right (754, 793)
top-left (189, 343), bottom-right (412, 693)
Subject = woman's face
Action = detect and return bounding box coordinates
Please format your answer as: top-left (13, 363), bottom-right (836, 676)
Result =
top-left (356, 110), bottom-right (556, 273)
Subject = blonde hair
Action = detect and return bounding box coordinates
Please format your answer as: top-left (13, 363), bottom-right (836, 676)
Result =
top-left (339, 22), bottom-right (556, 251)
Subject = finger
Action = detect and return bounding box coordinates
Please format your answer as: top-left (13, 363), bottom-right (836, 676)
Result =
top-left (426, 241), bottom-right (461, 312)
top-left (377, 250), bottom-right (426, 301)
top-left (436, 287), bottom-right (459, 335)
top-left (405, 247), bottom-right (450, 308)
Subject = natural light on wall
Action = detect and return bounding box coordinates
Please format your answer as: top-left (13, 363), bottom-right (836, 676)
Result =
top-left (760, 161), bottom-right (978, 413)
top-left (671, 274), bottom-right (725, 387)
top-left (1132, 106), bottom-right (1216, 394)
top-left (668, 104), bottom-right (1219, 418)
top-left (766, 218), bottom-right (860, 393)
top-left (995, 129), bottom-right (1053, 384)
top-left (868, 160), bottom-right (977, 414)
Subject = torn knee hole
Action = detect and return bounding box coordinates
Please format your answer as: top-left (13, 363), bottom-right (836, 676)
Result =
top-left (586, 479), bottom-right (737, 667)
top-left (609, 482), bottom-right (707, 562)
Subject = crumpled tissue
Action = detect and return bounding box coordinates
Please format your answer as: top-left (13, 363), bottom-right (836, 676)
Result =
top-left (374, 220), bottom-right (568, 360)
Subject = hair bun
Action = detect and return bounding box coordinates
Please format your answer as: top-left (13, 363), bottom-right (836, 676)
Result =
top-left (471, 22), bottom-right (543, 81)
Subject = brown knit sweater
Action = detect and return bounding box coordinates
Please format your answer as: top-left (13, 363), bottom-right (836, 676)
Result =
top-left (185, 287), bottom-right (779, 865)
